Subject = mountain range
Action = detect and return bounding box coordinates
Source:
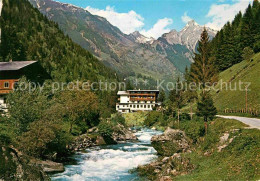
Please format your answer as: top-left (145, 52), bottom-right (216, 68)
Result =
top-left (28, 0), bottom-right (217, 81)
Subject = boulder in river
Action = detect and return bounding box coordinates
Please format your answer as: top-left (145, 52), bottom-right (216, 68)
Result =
top-left (0, 146), bottom-right (49, 180)
top-left (112, 124), bottom-right (137, 142)
top-left (151, 127), bottom-right (190, 156)
top-left (33, 160), bottom-right (64, 173)
top-left (68, 134), bottom-right (96, 151)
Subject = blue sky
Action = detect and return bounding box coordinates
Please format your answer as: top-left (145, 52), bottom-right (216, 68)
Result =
top-left (56, 0), bottom-right (252, 38)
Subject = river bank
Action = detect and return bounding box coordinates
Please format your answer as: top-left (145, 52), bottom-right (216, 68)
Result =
top-left (50, 128), bottom-right (162, 180)
top-left (136, 117), bottom-right (260, 180)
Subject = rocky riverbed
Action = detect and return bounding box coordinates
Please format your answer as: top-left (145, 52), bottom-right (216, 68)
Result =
top-left (138, 127), bottom-right (193, 181)
top-left (50, 128), bottom-right (162, 180)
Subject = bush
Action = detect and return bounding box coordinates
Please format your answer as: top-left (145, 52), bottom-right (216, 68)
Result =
top-left (98, 120), bottom-right (113, 137)
top-left (144, 111), bottom-right (162, 127)
top-left (158, 114), bottom-right (170, 127)
top-left (180, 120), bottom-right (205, 143)
top-left (17, 120), bottom-right (72, 159)
top-left (179, 113), bottom-right (191, 121)
top-left (0, 117), bottom-right (18, 145)
top-left (111, 113), bottom-right (126, 126)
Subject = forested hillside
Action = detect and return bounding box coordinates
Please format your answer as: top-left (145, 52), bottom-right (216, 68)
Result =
top-left (211, 0), bottom-right (260, 71)
top-left (0, 0), bottom-right (116, 82)
top-left (28, 0), bottom-right (180, 82)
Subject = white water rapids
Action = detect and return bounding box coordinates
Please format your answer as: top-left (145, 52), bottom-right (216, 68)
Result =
top-left (51, 128), bottom-right (162, 181)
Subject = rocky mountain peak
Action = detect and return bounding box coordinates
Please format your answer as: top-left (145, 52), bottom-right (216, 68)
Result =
top-left (129, 31), bottom-right (154, 44)
top-left (187, 20), bottom-right (198, 26)
top-left (160, 20), bottom-right (217, 52)
top-left (131, 31), bottom-right (142, 36)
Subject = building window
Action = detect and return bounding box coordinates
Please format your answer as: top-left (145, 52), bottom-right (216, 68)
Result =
top-left (140, 105), bottom-right (143, 108)
top-left (144, 105), bottom-right (146, 108)
top-left (133, 105), bottom-right (136, 108)
top-left (137, 105), bottom-right (139, 108)
top-left (130, 105), bottom-right (132, 108)
top-left (148, 105), bottom-right (150, 108)
top-left (4, 82), bottom-right (9, 88)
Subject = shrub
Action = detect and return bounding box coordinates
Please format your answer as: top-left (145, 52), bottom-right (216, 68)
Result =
top-left (17, 120), bottom-right (72, 159)
top-left (144, 111), bottom-right (161, 127)
top-left (98, 120), bottom-right (113, 137)
top-left (158, 114), bottom-right (170, 127)
top-left (179, 113), bottom-right (191, 121)
top-left (180, 120), bottom-right (205, 143)
top-left (111, 113), bottom-right (126, 126)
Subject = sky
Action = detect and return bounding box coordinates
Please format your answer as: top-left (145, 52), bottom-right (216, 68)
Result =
top-left (56, 0), bottom-right (252, 38)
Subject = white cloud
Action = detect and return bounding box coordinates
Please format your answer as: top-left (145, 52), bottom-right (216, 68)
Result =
top-left (181, 12), bottom-right (192, 23)
top-left (140, 18), bottom-right (173, 39)
top-left (86, 6), bottom-right (173, 38)
top-left (206, 0), bottom-right (251, 30)
top-left (85, 6), bottom-right (144, 34)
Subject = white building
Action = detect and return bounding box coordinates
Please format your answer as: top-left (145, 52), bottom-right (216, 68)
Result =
top-left (0, 97), bottom-right (8, 113)
top-left (116, 90), bottom-right (160, 113)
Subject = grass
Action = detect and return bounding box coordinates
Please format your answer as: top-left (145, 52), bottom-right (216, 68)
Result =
top-left (122, 112), bottom-right (149, 126)
top-left (174, 118), bottom-right (260, 181)
top-left (212, 53), bottom-right (260, 111)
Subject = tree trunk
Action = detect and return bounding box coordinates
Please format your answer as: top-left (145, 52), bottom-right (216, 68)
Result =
top-left (177, 109), bottom-right (180, 128)
top-left (69, 122), bottom-right (73, 133)
top-left (190, 102), bottom-right (193, 120)
top-left (204, 116), bottom-right (208, 135)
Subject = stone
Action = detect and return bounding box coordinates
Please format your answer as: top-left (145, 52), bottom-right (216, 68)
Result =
top-left (88, 126), bottom-right (98, 133)
top-left (170, 169), bottom-right (178, 176)
top-left (0, 146), bottom-right (49, 180)
top-left (159, 176), bottom-right (173, 181)
top-left (154, 169), bottom-right (161, 173)
top-left (151, 127), bottom-right (190, 156)
top-left (219, 133), bottom-right (229, 144)
top-left (35, 160), bottom-right (64, 173)
top-left (204, 151), bottom-right (211, 156)
top-left (112, 124), bottom-right (137, 142)
top-left (95, 135), bottom-right (106, 145)
top-left (68, 134), bottom-right (95, 151)
top-left (162, 157), bottom-right (169, 163)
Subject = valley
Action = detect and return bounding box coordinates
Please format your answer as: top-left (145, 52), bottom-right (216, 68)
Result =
top-left (0, 0), bottom-right (259, 180)
top-left (28, 0), bottom-right (216, 82)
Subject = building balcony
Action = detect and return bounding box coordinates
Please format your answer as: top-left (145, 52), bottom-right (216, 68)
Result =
top-left (129, 93), bottom-right (156, 96)
top-left (130, 97), bottom-right (156, 101)
top-left (0, 89), bottom-right (12, 95)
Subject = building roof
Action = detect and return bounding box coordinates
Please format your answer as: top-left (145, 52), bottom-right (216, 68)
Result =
top-left (128, 90), bottom-right (159, 92)
top-left (117, 91), bottom-right (129, 95)
top-left (0, 61), bottom-right (37, 71)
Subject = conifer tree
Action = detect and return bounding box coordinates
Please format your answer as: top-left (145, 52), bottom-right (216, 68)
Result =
top-left (158, 89), bottom-right (166, 104)
top-left (240, 4), bottom-right (254, 49)
top-left (169, 77), bottom-right (186, 127)
top-left (196, 91), bottom-right (217, 134)
top-left (190, 28), bottom-right (217, 132)
top-left (184, 66), bottom-right (197, 120)
top-left (190, 28), bottom-right (218, 88)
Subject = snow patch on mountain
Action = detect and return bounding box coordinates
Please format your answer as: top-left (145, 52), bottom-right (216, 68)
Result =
top-left (129, 31), bottom-right (154, 44)
top-left (161, 20), bottom-right (217, 52)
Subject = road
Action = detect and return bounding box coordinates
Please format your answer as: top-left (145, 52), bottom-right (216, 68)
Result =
top-left (217, 115), bottom-right (260, 129)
